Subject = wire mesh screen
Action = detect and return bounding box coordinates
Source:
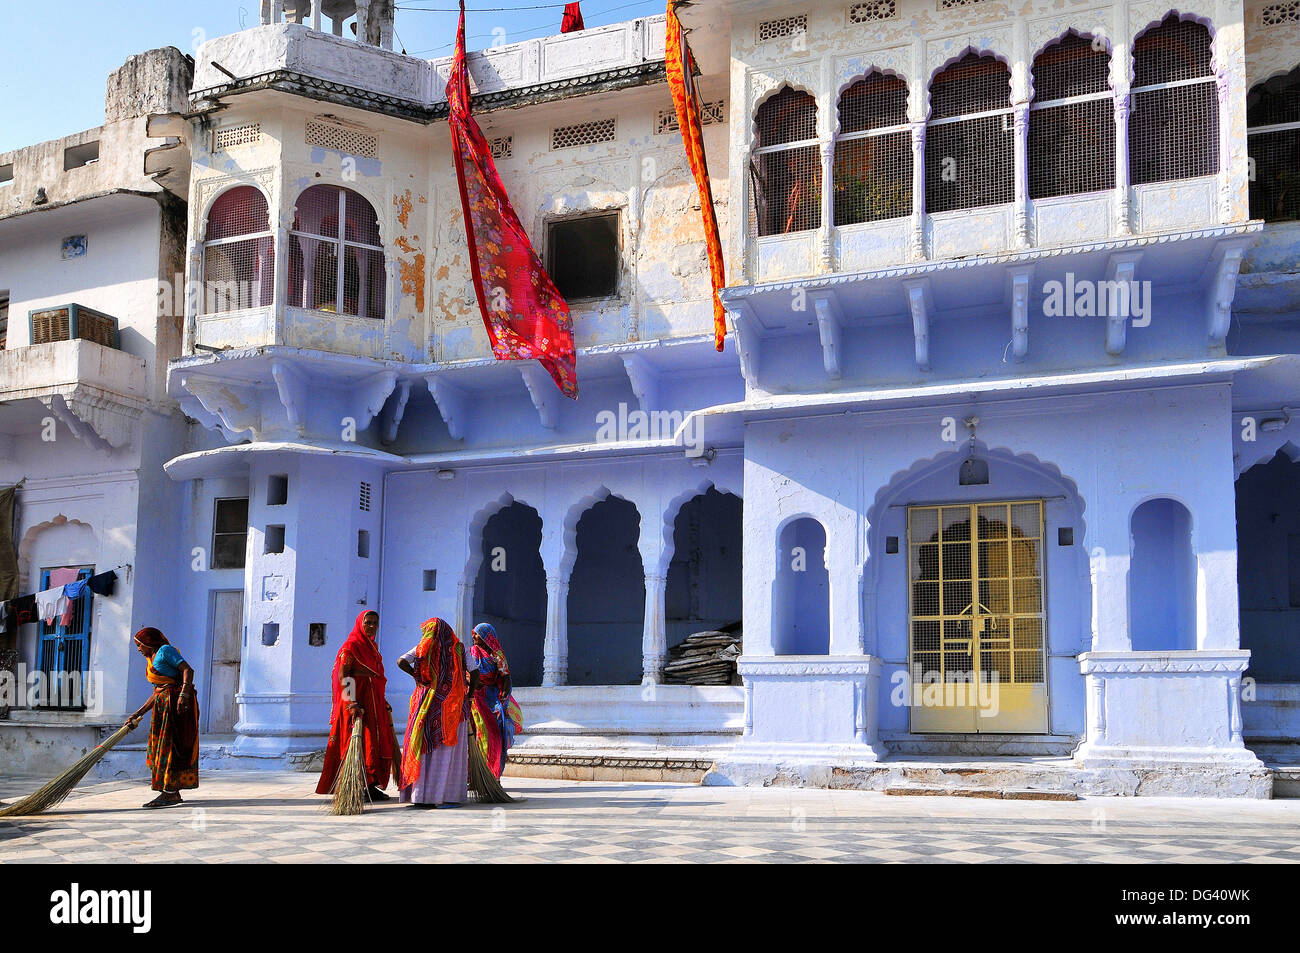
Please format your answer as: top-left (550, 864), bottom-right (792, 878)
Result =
top-left (1130, 81), bottom-right (1219, 184)
top-left (756, 87), bottom-right (818, 147)
top-left (1249, 129), bottom-right (1300, 221)
top-left (925, 114), bottom-right (1014, 212)
top-left (1133, 15), bottom-right (1214, 87)
top-left (206, 186), bottom-right (270, 240)
top-left (752, 147), bottom-right (822, 234)
top-left (290, 185), bottom-right (385, 317)
top-left (1030, 98), bottom-right (1115, 197)
top-left (929, 53), bottom-right (1011, 120)
top-left (840, 73), bottom-right (908, 132)
top-left (1247, 69), bottom-right (1300, 222)
top-left (205, 238), bottom-right (274, 313)
top-left (834, 132), bottom-right (912, 223)
top-left (1033, 32), bottom-right (1109, 101)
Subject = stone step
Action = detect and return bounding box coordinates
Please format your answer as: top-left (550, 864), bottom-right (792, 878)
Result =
top-left (505, 750), bottom-right (715, 783)
top-left (884, 784), bottom-right (1079, 801)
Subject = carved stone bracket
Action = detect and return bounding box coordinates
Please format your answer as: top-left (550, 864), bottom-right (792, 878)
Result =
top-left (380, 379), bottom-right (412, 445)
top-left (1207, 241), bottom-right (1249, 348)
top-left (178, 372), bottom-right (261, 440)
top-left (426, 371), bottom-right (469, 440)
top-left (37, 391), bottom-right (137, 453)
top-left (903, 278), bottom-right (932, 371)
top-left (1007, 265), bottom-right (1034, 362)
top-left (811, 292), bottom-right (844, 380)
top-left (519, 364), bottom-right (560, 430)
top-left (622, 355), bottom-right (660, 413)
top-left (352, 371), bottom-right (398, 431)
top-left (1104, 251), bottom-right (1142, 356)
top-left (727, 300), bottom-right (762, 386)
top-left (270, 360), bottom-right (307, 433)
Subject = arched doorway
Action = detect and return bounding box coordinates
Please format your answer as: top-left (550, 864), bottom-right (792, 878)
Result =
top-left (1236, 452), bottom-right (1300, 680)
top-left (473, 501), bottom-right (546, 687)
top-left (567, 496), bottom-right (645, 685)
top-left (666, 488), bottom-right (743, 649)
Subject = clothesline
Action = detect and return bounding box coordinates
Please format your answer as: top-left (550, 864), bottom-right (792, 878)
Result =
top-left (1, 564), bottom-right (130, 632)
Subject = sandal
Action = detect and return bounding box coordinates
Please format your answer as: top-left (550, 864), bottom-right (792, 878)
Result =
top-left (367, 786), bottom-right (391, 802)
top-left (143, 794), bottom-right (183, 809)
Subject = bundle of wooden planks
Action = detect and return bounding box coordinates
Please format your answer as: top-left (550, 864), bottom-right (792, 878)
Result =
top-left (662, 627), bottom-right (742, 685)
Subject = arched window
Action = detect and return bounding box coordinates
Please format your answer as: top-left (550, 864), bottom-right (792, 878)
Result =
top-left (203, 186), bottom-right (274, 314)
top-left (1030, 32), bottom-right (1115, 198)
top-left (773, 517), bottom-right (830, 655)
top-left (288, 185), bottom-right (385, 319)
top-left (1247, 66), bottom-right (1300, 222)
top-left (925, 52), bottom-right (1015, 213)
top-left (1130, 15), bottom-right (1218, 185)
top-left (834, 72), bottom-right (912, 225)
top-left (751, 87), bottom-right (821, 236)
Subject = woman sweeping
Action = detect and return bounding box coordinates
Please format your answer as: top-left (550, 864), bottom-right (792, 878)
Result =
top-left (316, 610), bottom-right (400, 802)
top-left (469, 623), bottom-right (524, 778)
top-left (126, 627), bottom-right (199, 809)
top-left (397, 617), bottom-right (475, 807)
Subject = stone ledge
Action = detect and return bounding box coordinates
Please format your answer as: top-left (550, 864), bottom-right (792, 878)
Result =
top-left (885, 784), bottom-right (1079, 801)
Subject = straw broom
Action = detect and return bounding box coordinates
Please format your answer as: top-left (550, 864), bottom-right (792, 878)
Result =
top-left (467, 722), bottom-right (515, 803)
top-left (328, 716), bottom-right (367, 816)
top-left (0, 720), bottom-right (137, 818)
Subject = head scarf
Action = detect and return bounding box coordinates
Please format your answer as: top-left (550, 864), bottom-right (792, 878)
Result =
top-left (402, 618), bottom-right (468, 782)
top-left (329, 610), bottom-right (386, 721)
top-left (134, 627), bottom-right (169, 650)
top-left (472, 623), bottom-right (510, 676)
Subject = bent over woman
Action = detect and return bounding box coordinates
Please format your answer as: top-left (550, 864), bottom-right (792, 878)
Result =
top-left (127, 627), bottom-right (199, 808)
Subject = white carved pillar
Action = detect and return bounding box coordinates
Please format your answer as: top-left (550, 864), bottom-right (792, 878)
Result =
top-left (543, 571), bottom-right (568, 686)
top-left (738, 145), bottom-right (754, 282)
top-left (818, 140), bottom-right (835, 272)
top-left (909, 121), bottom-right (926, 260)
top-left (1113, 91), bottom-right (1132, 235)
top-left (311, 0), bottom-right (321, 31)
top-left (271, 0), bottom-right (283, 23)
top-left (1215, 71), bottom-right (1232, 222)
top-left (272, 223), bottom-right (288, 342)
top-left (641, 572), bottom-right (668, 685)
top-left (1012, 103), bottom-right (1031, 248)
top-left (184, 238), bottom-right (203, 354)
top-left (455, 579), bottom-right (473, 645)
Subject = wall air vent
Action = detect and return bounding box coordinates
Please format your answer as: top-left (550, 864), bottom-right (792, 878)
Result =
top-left (306, 119), bottom-right (377, 158)
top-left (551, 118), bottom-right (616, 150)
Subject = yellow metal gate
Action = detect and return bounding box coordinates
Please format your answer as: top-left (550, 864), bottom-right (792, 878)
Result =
top-left (907, 501), bottom-right (1048, 733)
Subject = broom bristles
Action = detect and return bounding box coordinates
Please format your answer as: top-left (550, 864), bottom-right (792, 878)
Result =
top-left (0, 720), bottom-right (137, 818)
top-left (467, 730), bottom-right (515, 803)
top-left (328, 717), bottom-right (367, 816)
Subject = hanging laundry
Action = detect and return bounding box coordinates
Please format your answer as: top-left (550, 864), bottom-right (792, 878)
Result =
top-left (9, 593), bottom-right (35, 626)
top-left (447, 0), bottom-right (578, 398)
top-left (64, 577), bottom-right (89, 601)
top-left (36, 587), bottom-right (64, 625)
top-left (49, 567), bottom-right (80, 588)
top-left (561, 2), bottom-right (585, 32)
top-left (0, 484), bottom-right (18, 601)
top-left (87, 570), bottom-right (117, 596)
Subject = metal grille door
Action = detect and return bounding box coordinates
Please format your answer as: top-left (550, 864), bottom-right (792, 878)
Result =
top-left (908, 501), bottom-right (1047, 733)
top-left (35, 567), bottom-right (93, 710)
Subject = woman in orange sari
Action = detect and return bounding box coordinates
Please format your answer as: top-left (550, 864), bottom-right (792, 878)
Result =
top-left (126, 627), bottom-right (199, 808)
top-left (396, 618), bottom-right (476, 807)
top-left (316, 610), bottom-right (400, 801)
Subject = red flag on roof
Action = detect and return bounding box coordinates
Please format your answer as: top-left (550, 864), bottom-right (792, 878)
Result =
top-left (666, 1), bottom-right (727, 350)
top-left (561, 2), bottom-right (585, 32)
top-left (446, 0), bottom-right (578, 398)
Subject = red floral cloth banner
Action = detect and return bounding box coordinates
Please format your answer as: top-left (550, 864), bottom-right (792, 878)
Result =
top-left (666, 2), bottom-right (727, 351)
top-left (447, 0), bottom-right (577, 397)
top-left (561, 2), bottom-right (585, 32)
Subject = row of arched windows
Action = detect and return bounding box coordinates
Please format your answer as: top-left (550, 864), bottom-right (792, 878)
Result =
top-left (203, 183), bottom-right (386, 318)
top-left (752, 16), bottom-right (1237, 236)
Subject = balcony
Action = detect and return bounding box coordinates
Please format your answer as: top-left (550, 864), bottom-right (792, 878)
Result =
top-left (0, 337), bottom-right (147, 449)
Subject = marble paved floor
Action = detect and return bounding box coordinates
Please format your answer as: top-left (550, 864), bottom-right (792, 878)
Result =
top-left (2, 772), bottom-right (1299, 863)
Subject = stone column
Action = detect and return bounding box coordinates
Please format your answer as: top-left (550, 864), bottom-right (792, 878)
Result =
top-left (1113, 91), bottom-right (1132, 235)
top-left (184, 238), bottom-right (203, 353)
top-left (455, 578), bottom-right (473, 646)
top-left (909, 121), bottom-right (926, 260)
top-left (818, 140), bottom-right (835, 272)
top-left (641, 572), bottom-right (668, 685)
top-left (1216, 72), bottom-right (1232, 222)
top-left (272, 222), bottom-right (289, 342)
top-left (543, 571), bottom-right (568, 686)
top-left (1012, 103), bottom-right (1031, 247)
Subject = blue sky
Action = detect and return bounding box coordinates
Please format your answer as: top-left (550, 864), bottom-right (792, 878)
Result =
top-left (0, 0), bottom-right (665, 153)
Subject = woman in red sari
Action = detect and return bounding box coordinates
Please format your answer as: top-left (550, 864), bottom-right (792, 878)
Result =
top-left (316, 610), bottom-right (400, 801)
top-left (126, 627), bottom-right (199, 808)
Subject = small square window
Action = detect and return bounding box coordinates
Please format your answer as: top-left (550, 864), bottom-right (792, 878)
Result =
top-left (212, 497), bottom-right (249, 569)
top-left (547, 213), bottom-right (619, 301)
top-left (423, 569), bottom-right (437, 591)
top-left (0, 164), bottom-right (12, 185)
top-left (63, 141), bottom-right (100, 170)
top-left (267, 474), bottom-right (288, 506)
top-left (265, 525), bottom-right (286, 554)
top-left (357, 529), bottom-right (370, 559)
top-left (261, 622), bottom-right (279, 646)
top-left (885, 536), bottom-right (899, 554)
top-left (1058, 527), bottom-right (1074, 547)
top-left (309, 622), bottom-right (327, 646)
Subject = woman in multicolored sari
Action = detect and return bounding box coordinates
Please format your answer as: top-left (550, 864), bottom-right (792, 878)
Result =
top-left (316, 610), bottom-right (400, 802)
top-left (126, 627), bottom-right (199, 808)
top-left (397, 618), bottom-right (475, 807)
top-left (469, 623), bottom-right (523, 779)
